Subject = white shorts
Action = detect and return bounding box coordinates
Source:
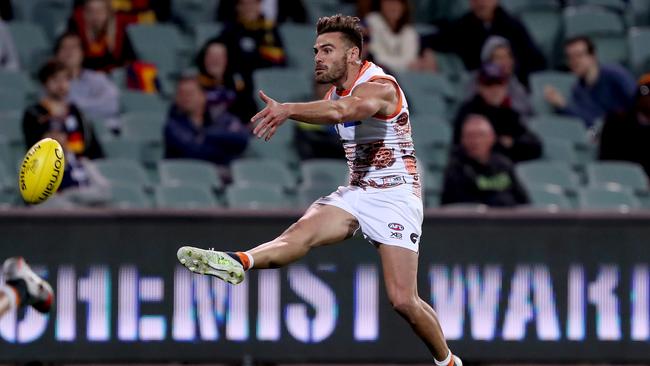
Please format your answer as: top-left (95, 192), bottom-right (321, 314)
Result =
top-left (315, 185), bottom-right (424, 252)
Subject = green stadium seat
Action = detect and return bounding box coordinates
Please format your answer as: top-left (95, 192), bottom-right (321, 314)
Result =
top-left (127, 23), bottom-right (191, 77)
top-left (300, 159), bottom-right (348, 188)
top-left (529, 115), bottom-right (589, 147)
top-left (568, 0), bottom-right (626, 12)
top-left (629, 0), bottom-right (650, 26)
top-left (0, 90), bottom-right (25, 114)
top-left (231, 158), bottom-right (296, 191)
top-left (516, 161), bottom-right (580, 194)
top-left (173, 0), bottom-right (220, 26)
top-left (7, 21), bottom-right (49, 73)
top-left (586, 161), bottom-right (649, 192)
top-left (245, 138), bottom-right (300, 167)
top-left (120, 111), bottom-right (165, 164)
top-left (0, 112), bottom-right (26, 163)
top-left (593, 35), bottom-right (628, 66)
top-left (279, 23), bottom-right (316, 70)
top-left (435, 53), bottom-right (466, 81)
top-left (578, 186), bottom-right (641, 211)
top-left (120, 91), bottom-right (168, 113)
top-left (193, 22), bottom-right (224, 48)
top-left (0, 70), bottom-right (36, 100)
top-left (406, 94), bottom-right (448, 118)
top-left (107, 183), bottom-right (152, 209)
top-left (92, 159), bottom-right (151, 189)
top-left (543, 138), bottom-right (580, 167)
top-left (100, 138), bottom-right (142, 161)
top-left (226, 184), bottom-right (292, 210)
top-left (520, 10), bottom-right (562, 65)
top-left (527, 185), bottom-right (573, 211)
top-left (397, 71), bottom-right (456, 101)
top-left (500, 0), bottom-right (560, 14)
top-left (158, 159), bottom-right (223, 191)
top-left (303, 0), bottom-right (356, 23)
top-left (410, 115), bottom-right (452, 170)
top-left (628, 27), bottom-right (650, 76)
top-left (529, 71), bottom-right (577, 114)
top-left (253, 68), bottom-right (312, 102)
top-left (29, 0), bottom-right (73, 40)
top-left (563, 6), bottom-right (625, 39)
top-left (155, 184), bottom-right (219, 209)
top-left (296, 184), bottom-right (334, 207)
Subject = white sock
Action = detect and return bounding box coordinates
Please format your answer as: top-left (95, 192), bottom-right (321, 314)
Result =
top-left (0, 285), bottom-right (18, 311)
top-left (243, 251), bottom-right (255, 271)
top-left (434, 350), bottom-right (451, 366)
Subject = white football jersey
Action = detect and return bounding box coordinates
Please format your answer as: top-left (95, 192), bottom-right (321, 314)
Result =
top-left (326, 61), bottom-right (421, 198)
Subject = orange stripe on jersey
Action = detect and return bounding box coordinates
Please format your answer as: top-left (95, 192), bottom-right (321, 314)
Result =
top-left (367, 75), bottom-right (403, 120)
top-left (336, 61), bottom-right (372, 97)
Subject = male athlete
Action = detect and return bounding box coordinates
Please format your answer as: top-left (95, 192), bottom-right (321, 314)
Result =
top-left (178, 15), bottom-right (461, 366)
top-left (0, 257), bottom-right (54, 318)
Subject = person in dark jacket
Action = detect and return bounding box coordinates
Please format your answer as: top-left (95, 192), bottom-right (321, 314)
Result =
top-left (426, 0), bottom-right (545, 84)
top-left (453, 63), bottom-right (542, 162)
top-left (164, 75), bottom-right (249, 166)
top-left (22, 60), bottom-right (104, 191)
top-left (441, 114), bottom-right (529, 207)
top-left (599, 74), bottom-right (650, 177)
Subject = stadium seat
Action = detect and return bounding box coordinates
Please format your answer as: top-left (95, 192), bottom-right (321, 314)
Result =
top-left (528, 115), bottom-right (589, 147)
top-left (158, 159), bottom-right (223, 191)
top-left (172, 0), bottom-right (220, 26)
top-left (245, 136), bottom-right (300, 167)
top-left (628, 27), bottom-right (650, 76)
top-left (225, 184), bottom-right (292, 210)
top-left (567, 0), bottom-right (627, 12)
top-left (435, 53), bottom-right (466, 81)
top-left (527, 185), bottom-right (573, 211)
top-left (629, 0), bottom-right (650, 26)
top-left (100, 138), bottom-right (143, 161)
top-left (593, 35), bottom-right (629, 66)
top-left (231, 158), bottom-right (297, 191)
top-left (0, 112), bottom-right (26, 164)
top-left (253, 68), bottom-right (312, 102)
top-left (120, 111), bottom-right (165, 164)
top-left (279, 23), bottom-right (316, 71)
top-left (0, 90), bottom-right (26, 115)
top-left (578, 186), bottom-right (641, 211)
top-left (500, 0), bottom-right (560, 14)
top-left (0, 70), bottom-right (36, 100)
top-left (520, 10), bottom-right (562, 64)
top-left (154, 184), bottom-right (219, 209)
top-left (127, 23), bottom-right (191, 77)
top-left (0, 136), bottom-right (12, 172)
top-left (562, 6), bottom-right (625, 39)
top-left (29, 0), bottom-right (72, 40)
top-left (6, 21), bottom-right (49, 73)
top-left (529, 71), bottom-right (577, 114)
top-left (586, 161), bottom-right (649, 192)
top-left (406, 94), bottom-right (448, 118)
top-left (107, 183), bottom-right (152, 209)
top-left (297, 184), bottom-right (334, 207)
top-left (120, 91), bottom-right (168, 113)
top-left (542, 138), bottom-right (580, 166)
top-left (397, 71), bottom-right (456, 101)
top-left (300, 159), bottom-right (348, 188)
top-left (516, 161), bottom-right (580, 194)
top-left (92, 159), bottom-right (151, 189)
top-left (193, 22), bottom-right (224, 48)
top-left (303, 0), bottom-right (356, 23)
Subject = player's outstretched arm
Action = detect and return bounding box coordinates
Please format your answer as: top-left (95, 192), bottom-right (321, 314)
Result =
top-left (251, 81), bottom-right (397, 141)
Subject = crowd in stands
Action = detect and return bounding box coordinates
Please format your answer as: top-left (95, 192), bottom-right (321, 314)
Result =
top-left (0, 0), bottom-right (648, 210)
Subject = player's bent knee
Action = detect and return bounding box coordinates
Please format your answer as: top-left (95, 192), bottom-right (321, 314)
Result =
top-left (389, 295), bottom-right (421, 318)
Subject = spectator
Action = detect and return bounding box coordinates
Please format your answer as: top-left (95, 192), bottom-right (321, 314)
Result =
top-left (0, 20), bottom-right (18, 71)
top-left (365, 0), bottom-right (419, 72)
top-left (164, 75), bottom-right (249, 167)
top-left (463, 36), bottom-right (532, 116)
top-left (544, 36), bottom-right (637, 128)
top-left (219, 0), bottom-right (286, 78)
top-left (441, 114), bottom-right (529, 207)
top-left (426, 0), bottom-right (546, 84)
top-left (54, 32), bottom-right (120, 124)
top-left (68, 0), bottom-right (136, 72)
top-left (295, 82), bottom-right (344, 160)
top-left (217, 0), bottom-right (307, 24)
top-left (22, 60), bottom-right (105, 193)
top-left (196, 39), bottom-right (258, 124)
top-left (453, 63), bottom-right (542, 162)
top-left (599, 74), bottom-right (650, 177)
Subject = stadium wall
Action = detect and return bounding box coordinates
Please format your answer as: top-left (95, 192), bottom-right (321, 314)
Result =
top-left (1, 210), bottom-right (649, 363)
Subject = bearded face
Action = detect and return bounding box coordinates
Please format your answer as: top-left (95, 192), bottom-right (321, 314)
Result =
top-left (313, 32), bottom-right (356, 85)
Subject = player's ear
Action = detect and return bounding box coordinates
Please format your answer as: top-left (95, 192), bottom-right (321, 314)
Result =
top-left (347, 46), bottom-right (361, 65)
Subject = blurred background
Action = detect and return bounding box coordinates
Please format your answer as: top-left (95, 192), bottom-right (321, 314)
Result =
top-left (1, 0), bottom-right (650, 365)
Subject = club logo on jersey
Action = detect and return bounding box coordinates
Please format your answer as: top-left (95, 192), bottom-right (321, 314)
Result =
top-left (410, 233), bottom-right (420, 244)
top-left (390, 232), bottom-right (403, 240)
top-left (388, 223), bottom-right (404, 231)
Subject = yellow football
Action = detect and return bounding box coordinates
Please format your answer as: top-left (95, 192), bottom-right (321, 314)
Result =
top-left (18, 138), bottom-right (66, 204)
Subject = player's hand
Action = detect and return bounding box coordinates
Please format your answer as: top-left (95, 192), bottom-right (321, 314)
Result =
top-left (251, 90), bottom-right (290, 141)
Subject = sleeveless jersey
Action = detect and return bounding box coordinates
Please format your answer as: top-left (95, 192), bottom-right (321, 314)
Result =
top-left (326, 61), bottom-right (421, 198)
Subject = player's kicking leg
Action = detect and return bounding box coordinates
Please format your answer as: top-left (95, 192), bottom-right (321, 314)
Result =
top-left (0, 257), bottom-right (54, 318)
top-left (378, 244), bottom-right (462, 366)
top-left (177, 203), bottom-right (358, 284)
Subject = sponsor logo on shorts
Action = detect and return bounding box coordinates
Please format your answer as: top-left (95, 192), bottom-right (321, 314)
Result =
top-left (410, 233), bottom-right (419, 244)
top-left (390, 232), bottom-right (403, 240)
top-left (388, 223), bottom-right (404, 231)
